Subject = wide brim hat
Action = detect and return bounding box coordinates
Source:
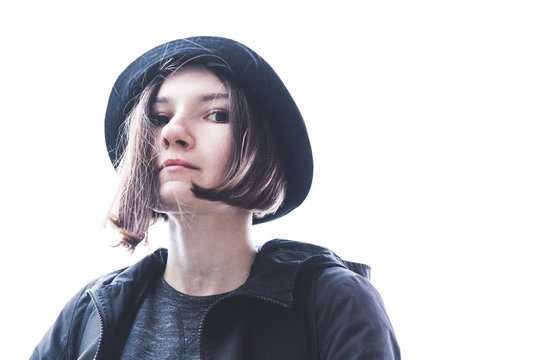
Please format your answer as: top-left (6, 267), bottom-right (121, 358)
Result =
top-left (105, 36), bottom-right (313, 223)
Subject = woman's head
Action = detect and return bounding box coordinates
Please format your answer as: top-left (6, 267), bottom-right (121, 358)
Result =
top-left (105, 37), bottom-right (313, 250)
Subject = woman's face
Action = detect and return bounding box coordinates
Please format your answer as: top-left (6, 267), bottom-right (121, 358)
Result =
top-left (152, 66), bottom-right (233, 213)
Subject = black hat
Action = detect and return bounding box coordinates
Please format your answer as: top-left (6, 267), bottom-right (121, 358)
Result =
top-left (104, 36), bottom-right (313, 223)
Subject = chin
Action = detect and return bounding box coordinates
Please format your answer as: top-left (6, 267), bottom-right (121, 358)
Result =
top-left (158, 186), bottom-right (194, 211)
top-left (156, 187), bottom-right (228, 216)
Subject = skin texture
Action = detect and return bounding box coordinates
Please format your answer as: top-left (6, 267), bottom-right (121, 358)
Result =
top-left (152, 66), bottom-right (256, 296)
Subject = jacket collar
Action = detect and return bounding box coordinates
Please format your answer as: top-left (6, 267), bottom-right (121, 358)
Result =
top-left (89, 239), bottom-right (370, 333)
top-left (97, 239), bottom-right (369, 305)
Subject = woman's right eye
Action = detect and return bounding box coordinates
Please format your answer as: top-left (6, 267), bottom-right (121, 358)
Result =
top-left (150, 115), bottom-right (170, 126)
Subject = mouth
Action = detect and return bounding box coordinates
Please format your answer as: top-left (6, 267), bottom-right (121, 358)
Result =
top-left (161, 159), bottom-right (199, 171)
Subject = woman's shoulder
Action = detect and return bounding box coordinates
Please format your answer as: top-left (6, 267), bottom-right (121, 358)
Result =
top-left (30, 270), bottom-right (122, 359)
top-left (31, 252), bottom-right (165, 359)
top-left (43, 252), bottom-right (163, 334)
top-left (307, 261), bottom-right (401, 359)
top-left (311, 265), bottom-right (384, 308)
top-left (268, 240), bottom-right (401, 359)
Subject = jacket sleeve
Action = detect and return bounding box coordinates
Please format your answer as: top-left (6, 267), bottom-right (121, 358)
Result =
top-left (29, 281), bottom-right (96, 360)
top-left (313, 267), bottom-right (400, 360)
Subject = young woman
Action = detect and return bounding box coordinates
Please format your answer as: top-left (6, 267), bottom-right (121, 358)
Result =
top-left (31, 36), bottom-right (400, 360)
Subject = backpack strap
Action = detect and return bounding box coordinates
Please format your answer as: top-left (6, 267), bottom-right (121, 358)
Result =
top-left (300, 258), bottom-right (346, 360)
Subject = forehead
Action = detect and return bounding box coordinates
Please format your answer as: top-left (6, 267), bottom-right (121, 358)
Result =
top-left (155, 66), bottom-right (228, 101)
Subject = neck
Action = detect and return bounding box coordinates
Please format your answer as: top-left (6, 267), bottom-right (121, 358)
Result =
top-left (163, 206), bottom-right (256, 296)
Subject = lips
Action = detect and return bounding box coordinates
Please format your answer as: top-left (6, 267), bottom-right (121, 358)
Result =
top-left (161, 159), bottom-right (199, 170)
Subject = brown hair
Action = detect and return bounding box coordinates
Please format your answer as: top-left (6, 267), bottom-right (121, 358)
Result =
top-left (108, 61), bottom-right (286, 251)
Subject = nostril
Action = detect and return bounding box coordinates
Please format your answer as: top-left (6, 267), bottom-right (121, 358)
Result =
top-left (177, 140), bottom-right (188, 148)
top-left (163, 138), bottom-right (170, 148)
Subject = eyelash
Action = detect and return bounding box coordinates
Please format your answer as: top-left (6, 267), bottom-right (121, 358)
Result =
top-left (207, 110), bottom-right (229, 123)
top-left (149, 115), bottom-right (170, 126)
top-left (149, 110), bottom-right (229, 126)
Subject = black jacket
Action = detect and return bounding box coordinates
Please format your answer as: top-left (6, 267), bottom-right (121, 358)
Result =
top-left (31, 239), bottom-right (400, 359)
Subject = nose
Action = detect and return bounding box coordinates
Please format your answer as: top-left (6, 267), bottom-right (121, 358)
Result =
top-left (160, 115), bottom-right (194, 150)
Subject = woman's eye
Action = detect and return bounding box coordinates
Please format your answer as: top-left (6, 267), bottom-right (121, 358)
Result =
top-left (150, 115), bottom-right (170, 126)
top-left (208, 110), bottom-right (229, 123)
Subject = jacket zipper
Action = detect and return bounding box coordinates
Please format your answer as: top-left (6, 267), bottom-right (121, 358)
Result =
top-left (87, 289), bottom-right (105, 360)
top-left (197, 293), bottom-right (289, 359)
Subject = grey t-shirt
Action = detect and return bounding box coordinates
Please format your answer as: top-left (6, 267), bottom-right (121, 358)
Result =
top-left (120, 276), bottom-right (228, 360)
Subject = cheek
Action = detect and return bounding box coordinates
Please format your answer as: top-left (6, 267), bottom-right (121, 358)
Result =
top-left (207, 128), bottom-right (233, 172)
top-left (219, 133), bottom-right (234, 170)
top-left (219, 138), bottom-right (233, 164)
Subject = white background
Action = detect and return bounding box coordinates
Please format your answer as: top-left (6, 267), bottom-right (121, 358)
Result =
top-left (1, 0), bottom-right (539, 359)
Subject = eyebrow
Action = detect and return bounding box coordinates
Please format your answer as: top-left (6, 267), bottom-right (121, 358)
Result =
top-left (200, 93), bottom-right (229, 102)
top-left (154, 93), bottom-right (229, 105)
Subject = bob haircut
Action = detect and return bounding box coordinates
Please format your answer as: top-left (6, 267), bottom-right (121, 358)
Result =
top-left (109, 59), bottom-right (286, 251)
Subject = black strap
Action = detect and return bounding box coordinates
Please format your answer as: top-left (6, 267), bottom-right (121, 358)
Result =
top-left (301, 259), bottom-right (345, 360)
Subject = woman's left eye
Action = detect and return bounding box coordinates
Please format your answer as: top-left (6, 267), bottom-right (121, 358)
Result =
top-left (207, 110), bottom-right (229, 123)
